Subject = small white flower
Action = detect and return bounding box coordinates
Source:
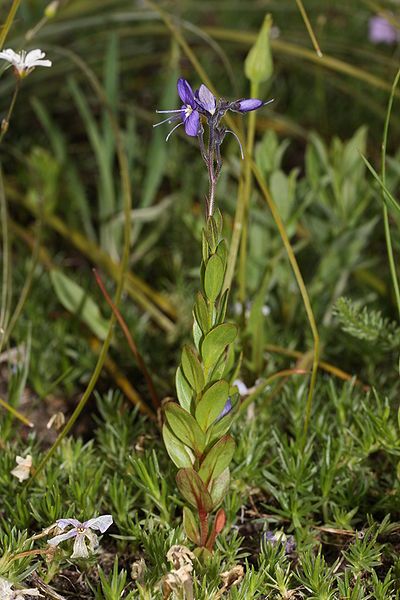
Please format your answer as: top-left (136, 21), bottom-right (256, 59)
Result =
top-left (0, 577), bottom-right (42, 599)
top-left (47, 515), bottom-right (113, 559)
top-left (0, 49), bottom-right (52, 78)
top-left (11, 455), bottom-right (32, 482)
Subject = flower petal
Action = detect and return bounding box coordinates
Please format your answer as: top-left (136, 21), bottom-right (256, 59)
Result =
top-left (48, 529), bottom-right (77, 546)
top-left (83, 514), bottom-right (113, 533)
top-left (0, 49), bottom-right (20, 66)
top-left (236, 98), bottom-right (264, 112)
top-left (0, 577), bottom-right (13, 596)
top-left (177, 78), bottom-right (195, 107)
top-left (25, 49), bottom-right (45, 64)
top-left (184, 110), bottom-right (200, 137)
top-left (216, 398), bottom-right (232, 421)
top-left (56, 518), bottom-right (81, 529)
top-left (197, 84), bottom-right (216, 114)
top-left (84, 529), bottom-right (99, 552)
top-left (71, 533), bottom-right (89, 559)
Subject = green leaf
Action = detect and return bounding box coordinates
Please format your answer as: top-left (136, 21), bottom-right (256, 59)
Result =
top-left (361, 154), bottom-right (400, 217)
top-left (205, 217), bottom-right (218, 253)
top-left (201, 323), bottom-right (237, 370)
top-left (193, 319), bottom-right (203, 352)
top-left (181, 345), bottom-right (205, 393)
top-left (208, 468), bottom-right (230, 508)
top-left (162, 424), bottom-right (195, 469)
top-left (175, 366), bottom-right (193, 412)
top-left (216, 289), bottom-right (229, 325)
top-left (194, 292), bottom-right (210, 333)
top-left (50, 270), bottom-right (109, 340)
top-left (183, 507), bottom-right (200, 545)
top-left (216, 239), bottom-right (227, 268)
top-left (206, 398), bottom-right (237, 445)
top-left (195, 380), bottom-right (230, 431)
top-left (204, 254), bottom-right (224, 302)
top-left (176, 468), bottom-right (213, 512)
top-left (198, 435), bottom-right (236, 485)
top-left (164, 402), bottom-right (205, 454)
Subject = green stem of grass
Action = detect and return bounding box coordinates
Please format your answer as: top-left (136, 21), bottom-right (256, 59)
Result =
top-left (0, 170), bottom-right (11, 355)
top-left (237, 80), bottom-right (258, 306)
top-left (381, 67), bottom-right (400, 319)
top-left (295, 0), bottom-right (323, 58)
top-left (252, 162), bottom-right (320, 446)
top-left (0, 0), bottom-right (22, 48)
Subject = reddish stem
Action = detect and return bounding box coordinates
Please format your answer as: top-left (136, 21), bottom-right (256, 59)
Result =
top-left (199, 509), bottom-right (209, 547)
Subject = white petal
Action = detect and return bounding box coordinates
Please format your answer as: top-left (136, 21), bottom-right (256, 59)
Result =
top-left (48, 530), bottom-right (77, 546)
top-left (56, 518), bottom-right (81, 529)
top-left (29, 59), bottom-right (52, 68)
top-left (0, 577), bottom-right (13, 599)
top-left (84, 514), bottom-right (112, 533)
top-left (19, 589), bottom-right (43, 598)
top-left (71, 533), bottom-right (89, 559)
top-left (84, 529), bottom-right (98, 553)
top-left (25, 49), bottom-right (44, 63)
top-left (11, 455), bottom-right (32, 482)
top-left (0, 48), bottom-right (20, 66)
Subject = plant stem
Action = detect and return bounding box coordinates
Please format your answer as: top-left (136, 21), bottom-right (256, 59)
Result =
top-left (295, 0), bottom-right (323, 58)
top-left (381, 67), bottom-right (400, 319)
top-left (0, 0), bottom-right (22, 48)
top-left (238, 79), bottom-right (258, 306)
top-left (199, 509), bottom-right (209, 546)
top-left (0, 79), bottom-right (20, 143)
top-left (252, 162), bottom-right (320, 447)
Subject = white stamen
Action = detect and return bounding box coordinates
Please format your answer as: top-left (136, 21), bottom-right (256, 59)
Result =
top-left (166, 121), bottom-right (183, 141)
top-left (156, 109), bottom-right (184, 114)
top-left (153, 115), bottom-right (179, 128)
top-left (225, 129), bottom-right (244, 159)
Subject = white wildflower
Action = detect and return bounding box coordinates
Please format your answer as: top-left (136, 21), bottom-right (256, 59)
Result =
top-left (0, 49), bottom-right (52, 78)
top-left (11, 455), bottom-right (32, 482)
top-left (47, 515), bottom-right (113, 559)
top-left (0, 577), bottom-right (42, 599)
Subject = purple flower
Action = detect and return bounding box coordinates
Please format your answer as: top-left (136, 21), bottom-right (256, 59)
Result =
top-left (195, 84), bottom-right (217, 115)
top-left (369, 16), bottom-right (399, 44)
top-left (154, 78), bottom-right (272, 143)
top-left (216, 397), bottom-right (232, 421)
top-left (229, 98), bottom-right (265, 113)
top-left (263, 530), bottom-right (296, 555)
top-left (48, 515), bottom-right (113, 558)
top-left (154, 78), bottom-right (200, 140)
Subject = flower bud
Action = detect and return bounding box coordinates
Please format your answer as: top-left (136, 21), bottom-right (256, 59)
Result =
top-left (45, 0), bottom-right (59, 19)
top-left (245, 14), bottom-right (274, 84)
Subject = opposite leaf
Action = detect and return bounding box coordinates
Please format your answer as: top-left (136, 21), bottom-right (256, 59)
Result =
top-left (183, 506), bottom-right (201, 545)
top-left (176, 468), bottom-right (213, 512)
top-left (164, 402), bottom-right (205, 455)
top-left (162, 423), bottom-right (194, 469)
top-left (209, 467), bottom-right (230, 508)
top-left (204, 254), bottom-right (224, 302)
top-left (181, 345), bottom-right (205, 393)
top-left (201, 323), bottom-right (237, 370)
top-left (198, 435), bottom-right (236, 486)
top-left (195, 380), bottom-right (230, 431)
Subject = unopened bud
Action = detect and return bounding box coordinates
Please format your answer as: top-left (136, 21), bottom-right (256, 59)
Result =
top-left (45, 0), bottom-right (59, 18)
top-left (245, 14), bottom-right (274, 84)
top-left (1, 119), bottom-right (9, 134)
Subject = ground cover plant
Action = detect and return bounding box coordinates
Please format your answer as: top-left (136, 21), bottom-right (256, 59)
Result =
top-left (2, 0), bottom-right (400, 598)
